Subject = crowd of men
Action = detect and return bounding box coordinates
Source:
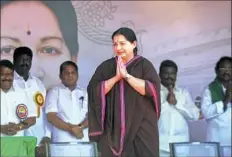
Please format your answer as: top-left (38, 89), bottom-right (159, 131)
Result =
top-left (0, 46), bottom-right (231, 157)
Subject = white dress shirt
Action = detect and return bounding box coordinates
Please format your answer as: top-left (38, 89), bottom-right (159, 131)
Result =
top-left (45, 84), bottom-right (89, 143)
top-left (201, 85), bottom-right (231, 146)
top-left (13, 72), bottom-right (51, 145)
top-left (1, 87), bottom-right (36, 137)
top-left (159, 85), bottom-right (200, 152)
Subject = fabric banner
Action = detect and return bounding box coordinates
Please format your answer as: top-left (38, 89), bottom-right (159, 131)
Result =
top-left (1, 136), bottom-right (37, 157)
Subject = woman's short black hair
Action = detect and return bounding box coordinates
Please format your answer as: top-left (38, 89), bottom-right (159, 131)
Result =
top-left (112, 27), bottom-right (138, 55)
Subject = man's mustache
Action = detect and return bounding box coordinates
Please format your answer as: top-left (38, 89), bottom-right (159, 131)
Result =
top-left (223, 73), bottom-right (230, 76)
top-left (2, 79), bottom-right (12, 82)
top-left (20, 64), bottom-right (29, 67)
top-left (165, 78), bottom-right (174, 82)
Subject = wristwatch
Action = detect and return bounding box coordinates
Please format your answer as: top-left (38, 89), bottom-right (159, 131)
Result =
top-left (124, 73), bottom-right (131, 80)
top-left (78, 124), bottom-right (84, 130)
top-left (18, 123), bottom-right (24, 130)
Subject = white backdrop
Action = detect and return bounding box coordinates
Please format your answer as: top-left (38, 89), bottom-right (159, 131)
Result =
top-left (71, 1), bottom-right (232, 142)
top-left (75, 1), bottom-right (231, 98)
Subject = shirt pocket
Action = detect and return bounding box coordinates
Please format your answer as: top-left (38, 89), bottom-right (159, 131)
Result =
top-left (58, 95), bottom-right (71, 113)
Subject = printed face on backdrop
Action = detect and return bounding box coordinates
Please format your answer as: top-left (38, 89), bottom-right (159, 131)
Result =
top-left (1, 1), bottom-right (77, 90)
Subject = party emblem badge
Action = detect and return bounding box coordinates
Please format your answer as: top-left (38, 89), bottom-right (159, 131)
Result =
top-left (34, 92), bottom-right (44, 107)
top-left (16, 104), bottom-right (28, 120)
top-left (34, 91), bottom-right (44, 117)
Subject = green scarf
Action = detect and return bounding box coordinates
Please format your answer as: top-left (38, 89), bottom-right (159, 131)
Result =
top-left (208, 79), bottom-right (225, 104)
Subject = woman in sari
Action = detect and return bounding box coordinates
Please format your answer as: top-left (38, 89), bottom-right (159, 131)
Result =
top-left (87, 27), bottom-right (161, 157)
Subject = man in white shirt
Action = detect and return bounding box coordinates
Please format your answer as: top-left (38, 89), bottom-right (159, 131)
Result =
top-left (12, 47), bottom-right (51, 148)
top-left (158, 60), bottom-right (201, 157)
top-left (201, 56), bottom-right (231, 148)
top-left (0, 60), bottom-right (36, 137)
top-left (45, 61), bottom-right (89, 143)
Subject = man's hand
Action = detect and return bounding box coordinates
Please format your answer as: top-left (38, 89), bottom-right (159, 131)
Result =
top-left (68, 124), bottom-right (84, 139)
top-left (167, 86), bottom-right (177, 105)
top-left (36, 137), bottom-right (51, 157)
top-left (223, 81), bottom-right (232, 111)
top-left (40, 136), bottom-right (51, 145)
top-left (225, 83), bottom-right (232, 100)
top-left (1, 124), bottom-right (17, 136)
top-left (198, 111), bottom-right (204, 120)
top-left (7, 122), bottom-right (20, 135)
top-left (167, 93), bottom-right (177, 105)
top-left (8, 122), bottom-right (19, 130)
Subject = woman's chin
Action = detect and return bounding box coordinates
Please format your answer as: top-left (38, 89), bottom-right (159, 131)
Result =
top-left (116, 53), bottom-right (126, 58)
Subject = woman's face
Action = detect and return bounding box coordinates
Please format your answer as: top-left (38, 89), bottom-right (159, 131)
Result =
top-left (1, 1), bottom-right (77, 90)
top-left (112, 34), bottom-right (136, 59)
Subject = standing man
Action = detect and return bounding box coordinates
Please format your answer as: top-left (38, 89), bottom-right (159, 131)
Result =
top-left (201, 56), bottom-right (231, 147)
top-left (0, 59), bottom-right (36, 137)
top-left (12, 47), bottom-right (51, 146)
top-left (45, 61), bottom-right (89, 143)
top-left (158, 60), bottom-right (201, 157)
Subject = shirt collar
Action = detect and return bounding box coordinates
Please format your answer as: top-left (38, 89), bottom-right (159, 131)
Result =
top-left (221, 84), bottom-right (226, 92)
top-left (14, 71), bottom-right (33, 80)
top-left (1, 86), bottom-right (15, 93)
top-left (161, 84), bottom-right (179, 92)
top-left (60, 83), bottom-right (79, 91)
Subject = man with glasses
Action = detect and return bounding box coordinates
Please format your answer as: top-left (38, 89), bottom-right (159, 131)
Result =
top-left (201, 56), bottom-right (231, 147)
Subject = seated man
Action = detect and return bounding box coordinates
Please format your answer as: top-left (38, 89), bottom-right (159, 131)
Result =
top-left (158, 60), bottom-right (201, 157)
top-left (45, 61), bottom-right (89, 143)
top-left (201, 56), bottom-right (231, 147)
top-left (0, 60), bottom-right (36, 137)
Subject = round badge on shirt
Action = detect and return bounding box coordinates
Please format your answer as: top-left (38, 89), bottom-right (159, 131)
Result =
top-left (16, 104), bottom-right (28, 120)
top-left (34, 91), bottom-right (44, 107)
top-left (34, 91), bottom-right (44, 118)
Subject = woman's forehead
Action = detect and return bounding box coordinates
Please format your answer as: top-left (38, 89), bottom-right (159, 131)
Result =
top-left (1, 1), bottom-right (61, 38)
top-left (113, 34), bottom-right (128, 42)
